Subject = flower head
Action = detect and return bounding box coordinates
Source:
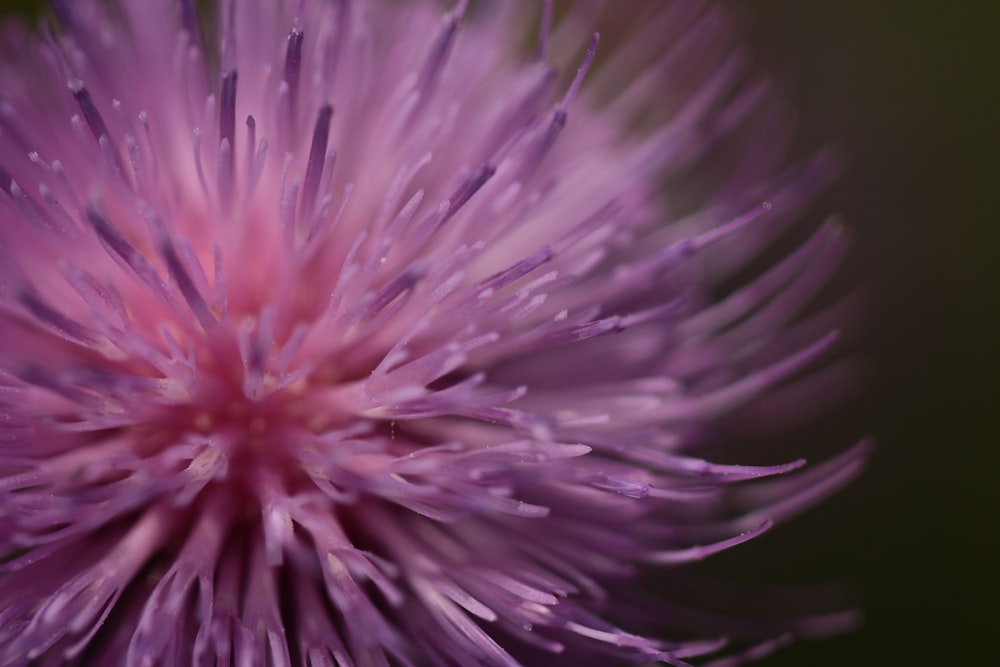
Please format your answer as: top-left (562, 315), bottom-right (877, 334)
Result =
top-left (0, 1), bottom-right (866, 665)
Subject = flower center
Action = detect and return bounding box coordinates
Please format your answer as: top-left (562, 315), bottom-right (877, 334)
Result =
top-left (136, 329), bottom-right (337, 499)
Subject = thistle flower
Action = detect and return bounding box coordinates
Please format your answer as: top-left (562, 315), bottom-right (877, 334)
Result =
top-left (0, 1), bottom-right (867, 665)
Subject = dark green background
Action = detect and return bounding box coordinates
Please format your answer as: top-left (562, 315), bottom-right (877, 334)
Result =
top-left (742, 1), bottom-right (998, 665)
top-left (1, 1), bottom-right (995, 665)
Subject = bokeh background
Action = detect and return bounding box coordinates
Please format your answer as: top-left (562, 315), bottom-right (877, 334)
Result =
top-left (741, 1), bottom-right (998, 665)
top-left (0, 1), bottom-right (995, 665)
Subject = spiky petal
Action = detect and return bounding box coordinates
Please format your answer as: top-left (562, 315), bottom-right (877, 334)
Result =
top-left (0, 1), bottom-right (865, 665)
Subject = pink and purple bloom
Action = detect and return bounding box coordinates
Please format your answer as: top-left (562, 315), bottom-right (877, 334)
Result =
top-left (0, 1), bottom-right (867, 665)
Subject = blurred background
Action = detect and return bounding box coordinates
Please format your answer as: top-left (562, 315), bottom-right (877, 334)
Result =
top-left (0, 0), bottom-right (995, 665)
top-left (741, 1), bottom-right (998, 665)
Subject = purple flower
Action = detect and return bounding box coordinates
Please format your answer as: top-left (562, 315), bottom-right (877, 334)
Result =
top-left (0, 1), bottom-right (867, 665)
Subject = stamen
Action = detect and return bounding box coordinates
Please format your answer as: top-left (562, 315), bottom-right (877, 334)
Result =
top-left (192, 126), bottom-right (209, 200)
top-left (245, 114), bottom-right (257, 181)
top-left (72, 85), bottom-right (128, 177)
top-left (179, 0), bottom-right (201, 45)
top-left (49, 0), bottom-right (80, 40)
top-left (0, 164), bottom-right (12, 196)
top-left (417, 0), bottom-right (469, 94)
top-left (447, 163), bottom-right (495, 219)
top-left (560, 33), bottom-right (600, 112)
top-left (536, 0), bottom-right (554, 61)
top-left (137, 111), bottom-right (159, 185)
top-left (355, 263), bottom-right (427, 324)
top-left (160, 239), bottom-right (217, 330)
top-left (86, 208), bottom-right (163, 290)
top-left (72, 86), bottom-right (112, 146)
top-left (407, 161), bottom-right (495, 250)
top-left (245, 134), bottom-right (269, 205)
top-left (517, 33), bottom-right (598, 175)
top-left (217, 138), bottom-right (233, 209)
top-left (284, 27), bottom-right (304, 111)
top-left (219, 69), bottom-right (238, 178)
top-left (300, 104), bottom-right (334, 222)
top-left (649, 521), bottom-right (773, 565)
top-left (16, 289), bottom-right (96, 345)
